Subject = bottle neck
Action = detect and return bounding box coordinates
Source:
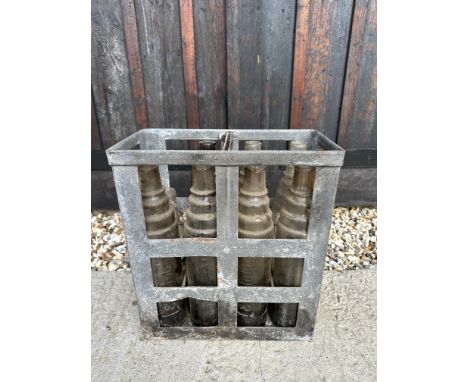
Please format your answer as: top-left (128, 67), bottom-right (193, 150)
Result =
top-left (191, 140), bottom-right (216, 196)
top-left (291, 166), bottom-right (315, 196)
top-left (241, 166), bottom-right (268, 195)
top-left (139, 166), bottom-right (165, 195)
top-left (191, 165), bottom-right (216, 196)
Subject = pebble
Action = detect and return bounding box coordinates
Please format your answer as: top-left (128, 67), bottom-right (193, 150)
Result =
top-left (91, 211), bottom-right (129, 271)
top-left (108, 259), bottom-right (122, 271)
top-left (91, 207), bottom-right (377, 272)
top-left (325, 207), bottom-right (377, 272)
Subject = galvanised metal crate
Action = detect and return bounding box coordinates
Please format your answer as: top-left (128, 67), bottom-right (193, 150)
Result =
top-left (106, 129), bottom-right (344, 340)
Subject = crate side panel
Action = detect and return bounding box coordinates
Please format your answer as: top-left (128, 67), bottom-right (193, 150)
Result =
top-left (112, 165), bottom-right (160, 328)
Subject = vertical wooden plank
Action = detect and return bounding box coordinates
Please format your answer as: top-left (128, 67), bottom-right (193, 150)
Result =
top-left (260, 0), bottom-right (296, 193)
top-left (289, 0), bottom-right (310, 131)
top-left (227, 0), bottom-right (296, 194)
top-left (259, 0), bottom-right (296, 132)
top-left (290, 0), bottom-right (354, 141)
top-left (179, 0), bottom-right (200, 130)
top-left (227, 0), bottom-right (295, 131)
top-left (193, 0), bottom-right (227, 130)
top-left (92, 0), bottom-right (137, 148)
top-left (134, 0), bottom-right (188, 149)
top-left (91, 93), bottom-right (102, 150)
top-left (338, 0), bottom-right (377, 148)
top-left (121, 0), bottom-right (149, 130)
top-left (227, 0), bottom-right (261, 130)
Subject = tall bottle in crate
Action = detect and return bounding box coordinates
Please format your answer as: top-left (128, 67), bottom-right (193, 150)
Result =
top-left (183, 140), bottom-right (218, 326)
top-left (271, 141), bottom-right (308, 223)
top-left (270, 146), bottom-right (315, 327)
top-left (238, 140), bottom-right (275, 326)
top-left (138, 165), bottom-right (187, 327)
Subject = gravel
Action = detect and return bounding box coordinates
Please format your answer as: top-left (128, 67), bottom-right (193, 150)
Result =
top-left (91, 207), bottom-right (377, 272)
top-left (91, 212), bottom-right (129, 272)
top-left (325, 207), bottom-right (377, 271)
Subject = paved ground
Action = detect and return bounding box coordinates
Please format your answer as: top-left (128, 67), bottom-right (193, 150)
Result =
top-left (92, 269), bottom-right (376, 381)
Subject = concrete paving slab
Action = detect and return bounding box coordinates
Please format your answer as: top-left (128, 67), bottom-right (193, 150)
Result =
top-left (92, 269), bottom-right (376, 381)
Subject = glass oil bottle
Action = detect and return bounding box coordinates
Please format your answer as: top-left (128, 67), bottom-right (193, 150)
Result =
top-left (183, 140), bottom-right (218, 326)
top-left (271, 141), bottom-right (308, 224)
top-left (138, 165), bottom-right (187, 327)
top-left (270, 142), bottom-right (315, 327)
top-left (238, 140), bottom-right (275, 326)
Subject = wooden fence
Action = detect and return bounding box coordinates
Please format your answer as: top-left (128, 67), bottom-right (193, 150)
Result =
top-left (91, 0), bottom-right (376, 208)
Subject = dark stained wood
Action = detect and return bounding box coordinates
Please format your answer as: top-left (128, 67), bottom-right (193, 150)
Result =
top-left (192, 0), bottom-right (227, 130)
top-left (227, 0), bottom-right (260, 130)
top-left (179, 0), bottom-right (200, 130)
top-left (227, 0), bottom-right (296, 195)
top-left (91, 93), bottom-right (102, 150)
top-left (343, 148), bottom-right (376, 167)
top-left (92, 171), bottom-right (119, 209)
top-left (290, 0), bottom-right (354, 141)
top-left (92, 151), bottom-right (110, 171)
top-left (338, 0), bottom-right (377, 148)
top-left (227, 0), bottom-right (296, 131)
top-left (92, 0), bottom-right (138, 148)
top-left (121, 0), bottom-right (148, 130)
top-left (335, 168), bottom-right (376, 207)
top-left (134, 0), bottom-right (188, 150)
top-left (289, 0), bottom-right (309, 131)
top-left (91, 0), bottom-right (378, 207)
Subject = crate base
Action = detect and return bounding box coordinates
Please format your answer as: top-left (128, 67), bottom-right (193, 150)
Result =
top-left (141, 308), bottom-right (314, 340)
top-left (142, 324), bottom-right (314, 341)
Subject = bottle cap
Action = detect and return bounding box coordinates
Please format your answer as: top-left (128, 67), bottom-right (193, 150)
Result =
top-left (244, 140), bottom-right (262, 150)
top-left (199, 140), bottom-right (216, 150)
top-left (289, 140), bottom-right (307, 151)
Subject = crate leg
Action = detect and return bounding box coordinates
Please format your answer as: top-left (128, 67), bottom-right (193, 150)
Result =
top-left (112, 165), bottom-right (161, 329)
top-left (296, 167), bottom-right (341, 334)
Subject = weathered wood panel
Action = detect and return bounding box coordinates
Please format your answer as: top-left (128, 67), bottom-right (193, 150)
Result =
top-left (121, 0), bottom-right (149, 131)
top-left (227, 0), bottom-right (296, 194)
top-left (180, 0), bottom-right (200, 130)
top-left (134, 0), bottom-right (188, 149)
top-left (92, 0), bottom-right (138, 148)
top-left (338, 0), bottom-right (377, 148)
top-left (91, 94), bottom-right (102, 150)
top-left (335, 168), bottom-right (376, 207)
top-left (227, 0), bottom-right (296, 131)
top-left (290, 0), bottom-right (354, 141)
top-left (193, 0), bottom-right (227, 130)
top-left (92, 171), bottom-right (119, 209)
top-left (91, 0), bottom-right (378, 207)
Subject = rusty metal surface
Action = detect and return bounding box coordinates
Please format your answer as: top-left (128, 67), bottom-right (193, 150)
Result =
top-left (107, 129), bottom-right (344, 340)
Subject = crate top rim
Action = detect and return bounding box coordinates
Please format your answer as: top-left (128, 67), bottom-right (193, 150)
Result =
top-left (106, 129), bottom-right (345, 167)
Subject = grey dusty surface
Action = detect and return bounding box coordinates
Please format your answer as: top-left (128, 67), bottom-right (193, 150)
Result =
top-left (92, 269), bottom-right (376, 382)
